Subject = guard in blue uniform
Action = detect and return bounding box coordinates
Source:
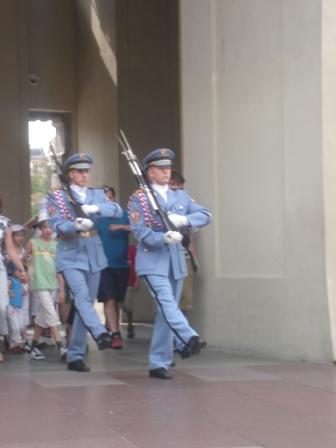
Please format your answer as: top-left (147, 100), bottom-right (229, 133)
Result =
top-left (128, 148), bottom-right (211, 379)
top-left (47, 153), bottom-right (122, 372)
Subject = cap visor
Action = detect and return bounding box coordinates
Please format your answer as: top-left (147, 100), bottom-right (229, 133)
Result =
top-left (68, 162), bottom-right (91, 170)
top-left (149, 159), bottom-right (172, 167)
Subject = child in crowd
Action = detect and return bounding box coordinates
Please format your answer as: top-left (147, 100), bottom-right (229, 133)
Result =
top-left (6, 261), bottom-right (28, 352)
top-left (25, 220), bottom-right (67, 361)
top-left (10, 225), bottom-right (30, 349)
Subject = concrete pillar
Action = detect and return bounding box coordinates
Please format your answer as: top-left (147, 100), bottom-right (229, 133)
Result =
top-left (322, 0), bottom-right (336, 359)
top-left (180, 0), bottom-right (335, 361)
top-left (116, 0), bottom-right (181, 321)
top-left (116, 0), bottom-right (180, 206)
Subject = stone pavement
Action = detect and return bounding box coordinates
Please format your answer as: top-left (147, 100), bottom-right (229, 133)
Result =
top-left (1, 324), bottom-right (336, 448)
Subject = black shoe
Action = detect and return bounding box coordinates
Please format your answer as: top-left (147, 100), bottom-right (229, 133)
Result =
top-left (96, 332), bottom-right (112, 351)
top-left (179, 336), bottom-right (207, 359)
top-left (68, 359), bottom-right (90, 372)
top-left (127, 325), bottom-right (135, 339)
top-left (149, 368), bottom-right (172, 380)
top-left (3, 336), bottom-right (9, 352)
top-left (189, 336), bottom-right (207, 354)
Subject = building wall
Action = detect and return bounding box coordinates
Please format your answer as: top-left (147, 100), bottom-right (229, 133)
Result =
top-left (116, 0), bottom-right (181, 320)
top-left (0, 0), bottom-right (119, 219)
top-left (0, 0), bottom-right (176, 322)
top-left (322, 0), bottom-right (336, 358)
top-left (27, 0), bottom-right (77, 112)
top-left (0, 0), bottom-right (30, 222)
top-left (75, 0), bottom-right (119, 189)
top-left (180, 0), bottom-right (335, 361)
top-left (0, 0), bottom-right (77, 222)
top-left (117, 0), bottom-right (181, 206)
top-left (2, 0), bottom-right (335, 356)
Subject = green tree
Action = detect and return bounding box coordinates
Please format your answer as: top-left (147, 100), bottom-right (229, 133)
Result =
top-left (30, 156), bottom-right (52, 217)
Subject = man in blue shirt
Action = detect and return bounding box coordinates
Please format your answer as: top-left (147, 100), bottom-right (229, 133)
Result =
top-left (96, 187), bottom-right (130, 349)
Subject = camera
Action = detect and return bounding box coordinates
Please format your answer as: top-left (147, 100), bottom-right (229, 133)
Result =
top-left (29, 73), bottom-right (39, 86)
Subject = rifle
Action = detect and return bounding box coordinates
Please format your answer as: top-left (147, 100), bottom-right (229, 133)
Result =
top-left (48, 144), bottom-right (88, 219)
top-left (117, 130), bottom-right (198, 272)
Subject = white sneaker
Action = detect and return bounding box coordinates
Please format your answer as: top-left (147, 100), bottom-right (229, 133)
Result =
top-left (23, 342), bottom-right (31, 353)
top-left (28, 347), bottom-right (46, 360)
top-left (59, 346), bottom-right (67, 362)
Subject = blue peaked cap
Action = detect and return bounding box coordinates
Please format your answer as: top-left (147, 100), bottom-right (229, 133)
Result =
top-left (142, 148), bottom-right (175, 171)
top-left (63, 153), bottom-right (93, 172)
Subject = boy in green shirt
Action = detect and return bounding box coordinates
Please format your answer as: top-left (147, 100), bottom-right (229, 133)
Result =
top-left (26, 220), bottom-right (66, 361)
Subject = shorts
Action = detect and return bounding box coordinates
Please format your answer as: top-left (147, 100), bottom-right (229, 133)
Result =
top-left (30, 292), bottom-right (40, 317)
top-left (21, 295), bottom-right (30, 327)
top-left (34, 290), bottom-right (60, 328)
top-left (31, 288), bottom-right (58, 317)
top-left (97, 267), bottom-right (130, 303)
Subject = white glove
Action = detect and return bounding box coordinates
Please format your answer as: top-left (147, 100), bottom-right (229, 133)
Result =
top-left (81, 204), bottom-right (100, 215)
top-left (168, 213), bottom-right (188, 228)
top-left (74, 218), bottom-right (94, 231)
top-left (163, 230), bottom-right (183, 245)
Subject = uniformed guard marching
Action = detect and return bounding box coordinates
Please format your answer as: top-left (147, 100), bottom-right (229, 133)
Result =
top-left (128, 148), bottom-right (212, 379)
top-left (47, 153), bottom-right (123, 372)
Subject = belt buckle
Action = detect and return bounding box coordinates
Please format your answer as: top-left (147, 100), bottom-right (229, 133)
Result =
top-left (80, 231), bottom-right (90, 238)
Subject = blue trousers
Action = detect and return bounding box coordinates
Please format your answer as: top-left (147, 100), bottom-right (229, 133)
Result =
top-left (63, 269), bottom-right (106, 362)
top-left (144, 273), bottom-right (198, 370)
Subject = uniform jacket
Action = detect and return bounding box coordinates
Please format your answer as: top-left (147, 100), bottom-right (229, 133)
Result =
top-left (47, 187), bottom-right (122, 273)
top-left (128, 188), bottom-right (211, 280)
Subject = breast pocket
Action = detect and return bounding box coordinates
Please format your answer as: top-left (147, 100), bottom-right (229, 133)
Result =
top-left (172, 204), bottom-right (186, 214)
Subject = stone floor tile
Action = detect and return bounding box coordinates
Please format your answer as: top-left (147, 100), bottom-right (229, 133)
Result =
top-left (180, 365), bottom-right (279, 381)
top-left (2, 436), bottom-right (138, 448)
top-left (31, 371), bottom-right (126, 388)
top-left (2, 324), bottom-right (336, 448)
top-left (104, 418), bottom-right (259, 448)
top-left (223, 378), bottom-right (336, 417)
top-left (0, 411), bottom-right (114, 444)
top-left (253, 363), bottom-right (336, 391)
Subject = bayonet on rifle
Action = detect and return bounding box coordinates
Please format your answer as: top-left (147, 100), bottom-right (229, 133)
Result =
top-left (117, 130), bottom-right (198, 271)
top-left (48, 144), bottom-right (88, 219)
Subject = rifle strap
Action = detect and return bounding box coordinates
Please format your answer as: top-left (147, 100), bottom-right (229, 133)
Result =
top-left (53, 189), bottom-right (76, 221)
top-left (131, 190), bottom-right (165, 230)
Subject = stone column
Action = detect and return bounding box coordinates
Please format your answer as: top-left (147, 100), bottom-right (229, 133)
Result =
top-left (180, 0), bottom-right (335, 361)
